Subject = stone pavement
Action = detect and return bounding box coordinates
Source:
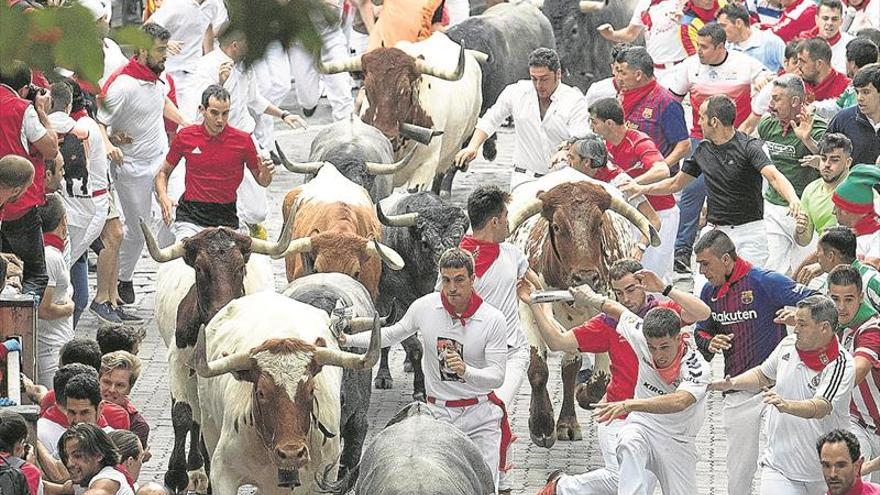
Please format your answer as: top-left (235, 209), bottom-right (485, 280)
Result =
top-left (72, 104), bottom-right (741, 494)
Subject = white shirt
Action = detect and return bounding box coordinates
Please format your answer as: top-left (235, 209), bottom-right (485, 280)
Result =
top-left (843, 0), bottom-right (879, 35)
top-left (858, 230), bottom-right (880, 260)
top-left (38, 245), bottom-right (73, 349)
top-left (37, 417), bottom-right (114, 460)
top-left (617, 311), bottom-right (710, 440)
top-left (100, 38), bottom-right (128, 86)
top-left (584, 76), bottom-right (617, 109)
top-left (20, 105), bottom-right (48, 152)
top-left (188, 49), bottom-right (271, 131)
top-left (97, 74), bottom-right (168, 166)
top-left (347, 292), bottom-right (508, 401)
top-left (829, 31), bottom-right (855, 75)
top-left (476, 80), bottom-right (590, 175)
top-left (148, 0), bottom-right (219, 74)
top-left (760, 334), bottom-right (854, 483)
top-left (630, 0), bottom-right (689, 64)
top-left (87, 466), bottom-right (135, 495)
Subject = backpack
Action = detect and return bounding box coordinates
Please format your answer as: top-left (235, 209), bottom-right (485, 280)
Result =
top-left (59, 134), bottom-right (89, 197)
top-left (0, 454), bottom-right (29, 495)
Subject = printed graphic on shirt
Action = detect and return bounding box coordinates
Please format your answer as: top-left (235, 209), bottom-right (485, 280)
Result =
top-left (437, 337), bottom-right (465, 382)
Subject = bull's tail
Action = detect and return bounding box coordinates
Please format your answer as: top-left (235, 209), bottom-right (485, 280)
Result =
top-left (315, 457), bottom-right (360, 495)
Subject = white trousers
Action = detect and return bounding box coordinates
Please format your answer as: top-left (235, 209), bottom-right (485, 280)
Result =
top-left (764, 201), bottom-right (812, 276)
top-left (496, 345), bottom-right (529, 491)
top-left (446, 0), bottom-right (470, 26)
top-left (759, 465), bottom-right (825, 495)
top-left (66, 194), bottom-right (109, 261)
top-left (723, 391), bottom-right (765, 495)
top-left (169, 70), bottom-right (198, 124)
top-left (641, 205), bottom-right (679, 283)
top-left (36, 340), bottom-right (62, 388)
top-left (704, 219), bottom-right (769, 268)
top-left (289, 22), bottom-right (354, 122)
top-left (253, 41), bottom-right (293, 148)
top-left (426, 399), bottom-right (504, 490)
top-left (236, 140), bottom-right (269, 226)
top-left (851, 420), bottom-right (880, 483)
top-left (617, 422), bottom-right (698, 495)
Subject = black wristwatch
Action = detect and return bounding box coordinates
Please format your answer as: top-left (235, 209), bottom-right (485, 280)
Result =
top-left (662, 284), bottom-right (673, 296)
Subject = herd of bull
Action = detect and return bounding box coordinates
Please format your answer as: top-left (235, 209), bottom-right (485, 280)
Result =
top-left (136, 1), bottom-right (663, 493)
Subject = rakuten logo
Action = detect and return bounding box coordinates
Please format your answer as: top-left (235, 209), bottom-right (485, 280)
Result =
top-left (712, 310), bottom-right (758, 325)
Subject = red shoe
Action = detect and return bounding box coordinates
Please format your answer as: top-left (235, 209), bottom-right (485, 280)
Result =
top-left (536, 469), bottom-right (564, 495)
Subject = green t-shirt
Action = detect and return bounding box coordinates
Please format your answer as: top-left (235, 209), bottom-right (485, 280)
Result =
top-left (758, 114), bottom-right (828, 206)
top-left (853, 259), bottom-right (880, 314)
top-left (837, 86), bottom-right (856, 110)
top-left (800, 178), bottom-right (838, 236)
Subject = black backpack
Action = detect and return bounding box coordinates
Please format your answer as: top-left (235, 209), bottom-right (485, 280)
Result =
top-left (0, 454), bottom-right (29, 495)
top-left (60, 134), bottom-right (89, 197)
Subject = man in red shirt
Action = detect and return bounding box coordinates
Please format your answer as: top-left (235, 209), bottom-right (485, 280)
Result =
top-left (799, 37), bottom-right (852, 103)
top-left (589, 97), bottom-right (677, 282)
top-left (766, 0), bottom-right (818, 42)
top-left (818, 429), bottom-right (880, 494)
top-left (520, 261), bottom-right (710, 494)
top-left (155, 84), bottom-right (274, 240)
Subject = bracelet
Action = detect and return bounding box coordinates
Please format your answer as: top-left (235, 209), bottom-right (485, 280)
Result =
top-left (281, 111), bottom-right (291, 119)
top-left (662, 284), bottom-right (673, 296)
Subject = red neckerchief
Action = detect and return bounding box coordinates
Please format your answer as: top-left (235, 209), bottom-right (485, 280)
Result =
top-left (656, 336), bottom-right (687, 384)
top-left (42, 233), bottom-right (65, 251)
top-left (459, 236), bottom-right (500, 277)
top-left (800, 26), bottom-right (843, 45)
top-left (99, 57), bottom-right (161, 99)
top-left (797, 336), bottom-right (840, 371)
top-left (621, 80), bottom-right (658, 117)
top-left (440, 291), bottom-right (483, 327)
top-left (847, 0), bottom-right (869, 11)
top-left (119, 395), bottom-right (139, 415)
top-left (712, 258), bottom-right (753, 301)
top-left (806, 69), bottom-right (850, 102)
top-left (780, 105), bottom-right (808, 137)
top-left (853, 214), bottom-right (880, 237)
top-left (114, 464), bottom-right (137, 491)
top-left (70, 109), bottom-right (88, 121)
top-left (684, 0), bottom-right (720, 20)
top-left (41, 404), bottom-right (111, 428)
top-left (784, 0), bottom-right (806, 13)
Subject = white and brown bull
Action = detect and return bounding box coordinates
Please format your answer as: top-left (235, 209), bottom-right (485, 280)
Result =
top-left (508, 169), bottom-right (659, 447)
top-left (317, 33), bottom-right (484, 193)
top-left (145, 218), bottom-right (295, 493)
top-left (193, 291), bottom-right (382, 494)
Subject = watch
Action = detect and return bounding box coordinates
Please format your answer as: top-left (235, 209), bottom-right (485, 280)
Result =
top-left (281, 111), bottom-right (291, 120)
top-left (662, 284), bottom-right (673, 296)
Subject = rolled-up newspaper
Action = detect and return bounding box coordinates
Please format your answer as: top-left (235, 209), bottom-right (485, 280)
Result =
top-left (530, 290), bottom-right (575, 304)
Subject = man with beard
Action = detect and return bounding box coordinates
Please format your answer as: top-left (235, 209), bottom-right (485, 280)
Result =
top-left (799, 0), bottom-right (854, 74)
top-left (58, 423), bottom-right (133, 495)
top-left (796, 133), bottom-right (852, 249)
top-left (797, 38), bottom-right (852, 104)
top-left (818, 430), bottom-right (880, 494)
top-left (97, 23), bottom-right (172, 305)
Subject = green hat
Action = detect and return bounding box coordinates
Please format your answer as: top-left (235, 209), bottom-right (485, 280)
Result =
top-left (833, 164), bottom-right (880, 215)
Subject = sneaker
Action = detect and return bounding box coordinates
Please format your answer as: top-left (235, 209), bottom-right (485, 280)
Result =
top-left (114, 306), bottom-right (144, 325)
top-left (536, 469), bottom-right (564, 495)
top-left (303, 105), bottom-right (318, 117)
top-left (117, 280), bottom-right (135, 305)
top-left (89, 301), bottom-right (123, 327)
top-left (673, 254), bottom-right (691, 274)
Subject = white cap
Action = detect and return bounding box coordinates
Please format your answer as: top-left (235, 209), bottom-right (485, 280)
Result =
top-left (77, 0), bottom-right (106, 21)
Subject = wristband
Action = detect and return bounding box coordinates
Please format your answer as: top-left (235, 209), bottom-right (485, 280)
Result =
top-left (662, 284), bottom-right (673, 296)
top-left (281, 111), bottom-right (291, 120)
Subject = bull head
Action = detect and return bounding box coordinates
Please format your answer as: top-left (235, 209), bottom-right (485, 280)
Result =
top-left (376, 202), bottom-right (419, 228)
top-left (317, 43), bottom-right (467, 81)
top-left (275, 232), bottom-right (406, 272)
top-left (275, 142), bottom-right (418, 176)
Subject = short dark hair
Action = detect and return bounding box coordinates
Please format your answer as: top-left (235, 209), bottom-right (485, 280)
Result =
top-left (59, 338), bottom-right (102, 372)
top-left (108, 429), bottom-right (142, 463)
top-left (704, 94), bottom-right (737, 127)
top-left (611, 42), bottom-right (634, 61)
top-left (694, 229), bottom-right (738, 260)
top-left (817, 0), bottom-right (844, 15)
top-left (0, 155), bottom-right (34, 189)
top-left (609, 258), bottom-right (643, 281)
top-left (828, 264), bottom-right (863, 293)
top-left (467, 186), bottom-right (510, 230)
top-left (58, 423), bottom-right (120, 469)
top-left (216, 26), bottom-right (245, 47)
top-left (819, 226), bottom-right (857, 263)
top-left (719, 2), bottom-right (750, 25)
top-left (50, 82), bottom-right (73, 113)
top-left (438, 248), bottom-right (474, 277)
top-left (0, 60), bottom-right (32, 92)
top-left (97, 325), bottom-right (146, 355)
top-left (53, 363), bottom-right (98, 405)
top-left (64, 374), bottom-right (102, 409)
top-left (817, 429), bottom-right (861, 462)
top-left (818, 132), bottom-right (853, 156)
top-left (142, 22), bottom-right (171, 42)
top-left (589, 97), bottom-right (625, 125)
top-left (39, 193), bottom-right (66, 233)
top-left (616, 46), bottom-right (655, 78)
top-left (846, 38), bottom-right (879, 69)
top-left (800, 37), bottom-right (834, 64)
top-left (856, 27), bottom-right (880, 49)
top-left (643, 307), bottom-right (682, 339)
top-left (0, 410), bottom-right (28, 454)
top-left (796, 294), bottom-right (839, 329)
top-left (785, 39), bottom-right (803, 61)
top-left (201, 84), bottom-right (230, 109)
top-left (697, 23), bottom-right (727, 46)
top-left (853, 63), bottom-right (880, 92)
top-left (528, 48), bottom-right (561, 72)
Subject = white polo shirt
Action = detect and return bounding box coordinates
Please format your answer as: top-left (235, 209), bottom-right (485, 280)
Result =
top-left (97, 74), bottom-right (168, 168)
top-left (147, 0), bottom-right (219, 75)
top-left (616, 311), bottom-right (711, 440)
top-left (347, 292), bottom-right (508, 401)
top-left (188, 49), bottom-right (271, 131)
top-left (760, 334), bottom-right (854, 483)
top-left (476, 80), bottom-right (590, 175)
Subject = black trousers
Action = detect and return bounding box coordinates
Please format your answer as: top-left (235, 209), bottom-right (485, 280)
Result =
top-left (0, 207), bottom-right (48, 297)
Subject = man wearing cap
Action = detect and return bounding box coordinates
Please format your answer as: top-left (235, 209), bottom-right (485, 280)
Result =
top-left (832, 164), bottom-right (880, 264)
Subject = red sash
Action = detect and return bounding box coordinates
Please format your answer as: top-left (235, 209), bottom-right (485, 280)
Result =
top-left (459, 236), bottom-right (500, 277)
top-left (797, 337), bottom-right (840, 371)
top-left (99, 57), bottom-right (160, 99)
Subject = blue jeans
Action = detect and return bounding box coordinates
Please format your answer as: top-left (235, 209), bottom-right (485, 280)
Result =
top-left (674, 138), bottom-right (706, 260)
top-left (70, 252), bottom-right (89, 328)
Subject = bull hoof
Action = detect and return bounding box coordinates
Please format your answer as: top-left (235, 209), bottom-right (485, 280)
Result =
top-left (164, 470), bottom-right (189, 495)
top-left (374, 372), bottom-right (393, 389)
top-left (188, 469), bottom-right (209, 494)
top-left (529, 428), bottom-right (557, 449)
top-left (576, 370), bottom-right (610, 410)
top-left (556, 419), bottom-right (582, 442)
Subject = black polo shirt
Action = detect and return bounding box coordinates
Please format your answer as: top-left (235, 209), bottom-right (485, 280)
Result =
top-left (681, 131), bottom-right (771, 226)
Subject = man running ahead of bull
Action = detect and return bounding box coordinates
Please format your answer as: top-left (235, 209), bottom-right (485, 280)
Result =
top-left (154, 84), bottom-right (275, 239)
top-left (340, 248), bottom-right (510, 490)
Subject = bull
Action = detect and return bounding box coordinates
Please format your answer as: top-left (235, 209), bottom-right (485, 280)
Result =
top-left (276, 117), bottom-right (416, 203)
top-left (145, 217), bottom-right (295, 493)
top-left (317, 402), bottom-right (495, 495)
top-left (317, 33), bottom-right (484, 194)
top-left (373, 192), bottom-right (469, 398)
top-left (193, 291), bottom-right (382, 494)
top-left (507, 169), bottom-right (660, 447)
top-left (282, 273), bottom-right (379, 480)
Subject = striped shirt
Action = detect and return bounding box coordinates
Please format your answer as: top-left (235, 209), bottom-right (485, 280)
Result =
top-left (839, 304), bottom-right (880, 430)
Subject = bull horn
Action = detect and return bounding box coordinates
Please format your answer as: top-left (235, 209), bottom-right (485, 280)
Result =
top-left (139, 217), bottom-right (185, 263)
top-left (608, 196), bottom-right (661, 247)
top-left (413, 43), bottom-right (466, 81)
top-left (347, 316), bottom-right (377, 333)
top-left (367, 239), bottom-right (405, 270)
top-left (271, 237), bottom-right (313, 260)
top-left (507, 197), bottom-right (544, 236)
top-left (316, 54), bottom-right (363, 74)
top-left (250, 202), bottom-right (298, 256)
top-left (194, 329), bottom-right (253, 378)
top-left (314, 313), bottom-right (381, 370)
top-left (275, 142), bottom-right (326, 174)
top-left (467, 49), bottom-right (489, 63)
top-left (399, 123), bottom-right (443, 145)
top-left (365, 145), bottom-right (417, 175)
top-left (377, 201), bottom-right (419, 227)
top-left (579, 0), bottom-right (608, 12)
